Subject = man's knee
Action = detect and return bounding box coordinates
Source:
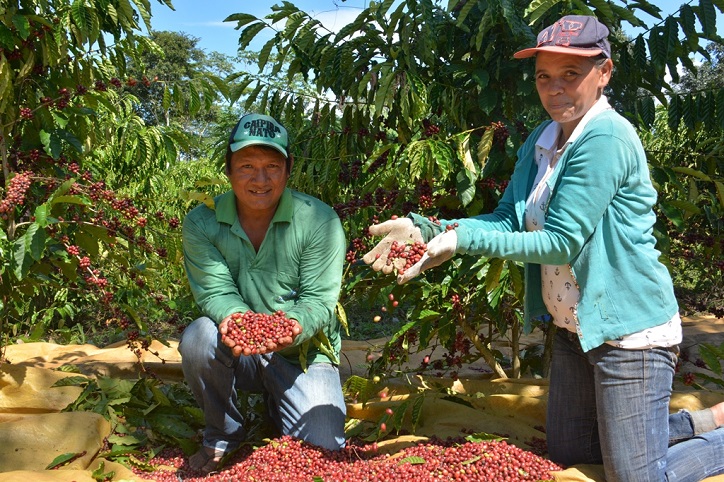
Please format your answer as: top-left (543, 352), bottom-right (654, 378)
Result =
top-left (297, 404), bottom-right (346, 451)
top-left (179, 317), bottom-right (219, 361)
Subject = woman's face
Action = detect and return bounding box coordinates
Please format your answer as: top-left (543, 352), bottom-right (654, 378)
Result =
top-left (535, 52), bottom-right (613, 138)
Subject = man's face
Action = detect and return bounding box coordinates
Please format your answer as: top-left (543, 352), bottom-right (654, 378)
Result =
top-left (227, 145), bottom-right (290, 219)
top-left (534, 52), bottom-right (612, 137)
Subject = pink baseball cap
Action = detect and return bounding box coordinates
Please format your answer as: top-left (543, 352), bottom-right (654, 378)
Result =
top-left (514, 15), bottom-right (611, 59)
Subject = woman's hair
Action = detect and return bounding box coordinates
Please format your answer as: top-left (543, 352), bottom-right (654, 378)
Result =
top-left (592, 54), bottom-right (609, 69)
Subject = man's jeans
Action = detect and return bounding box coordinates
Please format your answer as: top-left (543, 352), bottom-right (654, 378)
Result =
top-left (547, 330), bottom-right (724, 482)
top-left (179, 316), bottom-right (347, 453)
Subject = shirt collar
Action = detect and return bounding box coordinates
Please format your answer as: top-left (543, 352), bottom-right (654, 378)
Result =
top-left (535, 95), bottom-right (613, 153)
top-left (271, 188), bottom-right (293, 223)
top-left (215, 188), bottom-right (293, 226)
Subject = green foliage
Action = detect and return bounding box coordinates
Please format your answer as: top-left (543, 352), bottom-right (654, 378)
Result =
top-left (676, 341), bottom-right (724, 390)
top-left (0, 0), bottom-right (231, 359)
top-left (370, 393), bottom-right (426, 440)
top-left (465, 432), bottom-right (507, 443)
top-left (121, 30), bottom-right (234, 160)
top-left (223, 0), bottom-right (724, 379)
top-left (678, 42), bottom-right (724, 94)
top-left (353, 253), bottom-right (529, 379)
top-left (91, 461), bottom-right (116, 481)
top-left (343, 375), bottom-right (377, 403)
top-left (699, 343), bottom-right (724, 379)
top-left (46, 451), bottom-right (87, 469)
top-left (57, 375), bottom-right (204, 458)
top-left (342, 374), bottom-right (427, 441)
top-left (225, 0), bottom-right (537, 206)
top-left (56, 374), bottom-right (283, 468)
top-left (640, 105), bottom-right (723, 317)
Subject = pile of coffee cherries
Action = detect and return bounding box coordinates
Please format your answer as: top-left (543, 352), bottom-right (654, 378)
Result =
top-left (139, 434), bottom-right (563, 482)
top-left (224, 310), bottom-right (296, 354)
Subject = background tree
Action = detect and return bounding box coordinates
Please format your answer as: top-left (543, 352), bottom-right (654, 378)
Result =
top-left (122, 30), bottom-right (238, 161)
top-left (677, 42), bottom-right (724, 92)
top-left (124, 30), bottom-right (209, 127)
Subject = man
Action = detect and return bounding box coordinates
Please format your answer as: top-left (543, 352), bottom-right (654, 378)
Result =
top-left (179, 113), bottom-right (347, 473)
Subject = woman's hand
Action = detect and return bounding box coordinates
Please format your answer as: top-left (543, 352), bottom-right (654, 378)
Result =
top-left (362, 217), bottom-right (424, 274)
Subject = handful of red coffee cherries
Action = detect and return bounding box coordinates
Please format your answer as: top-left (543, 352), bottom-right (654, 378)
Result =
top-left (224, 310), bottom-right (296, 355)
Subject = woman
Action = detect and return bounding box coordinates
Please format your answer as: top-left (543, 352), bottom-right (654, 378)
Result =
top-left (364, 15), bottom-right (724, 482)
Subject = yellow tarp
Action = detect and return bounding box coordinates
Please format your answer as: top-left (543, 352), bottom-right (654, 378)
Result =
top-left (1, 315), bottom-right (723, 481)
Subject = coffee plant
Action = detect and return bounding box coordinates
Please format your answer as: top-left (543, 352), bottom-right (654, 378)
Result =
top-left (56, 374), bottom-right (203, 456)
top-left (641, 106), bottom-right (723, 318)
top-left (226, 0), bottom-right (724, 381)
top-left (0, 0), bottom-right (229, 361)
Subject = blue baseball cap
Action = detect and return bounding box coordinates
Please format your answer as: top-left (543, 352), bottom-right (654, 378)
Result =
top-left (228, 113), bottom-right (289, 158)
top-left (514, 15), bottom-right (611, 59)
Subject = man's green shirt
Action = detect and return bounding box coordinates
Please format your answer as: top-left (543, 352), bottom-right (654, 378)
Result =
top-left (182, 188), bottom-right (346, 365)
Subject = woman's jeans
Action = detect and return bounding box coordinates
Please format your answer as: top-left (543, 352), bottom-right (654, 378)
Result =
top-left (179, 316), bottom-right (347, 452)
top-left (547, 330), bottom-right (724, 482)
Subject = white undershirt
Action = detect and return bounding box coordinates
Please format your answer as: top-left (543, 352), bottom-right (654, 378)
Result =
top-left (524, 97), bottom-right (681, 349)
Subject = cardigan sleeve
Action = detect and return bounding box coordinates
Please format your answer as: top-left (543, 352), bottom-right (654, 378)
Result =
top-left (454, 115), bottom-right (636, 265)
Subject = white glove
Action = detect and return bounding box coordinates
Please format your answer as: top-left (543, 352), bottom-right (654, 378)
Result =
top-left (362, 217), bottom-right (424, 274)
top-left (397, 229), bottom-right (457, 284)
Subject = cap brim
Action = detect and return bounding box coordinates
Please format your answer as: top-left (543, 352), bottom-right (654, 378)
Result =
top-left (513, 46), bottom-right (604, 59)
top-left (229, 140), bottom-right (288, 158)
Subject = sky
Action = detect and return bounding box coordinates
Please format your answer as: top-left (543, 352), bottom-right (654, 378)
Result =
top-left (146, 0), bottom-right (370, 58)
top-left (145, 1), bottom-right (724, 60)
